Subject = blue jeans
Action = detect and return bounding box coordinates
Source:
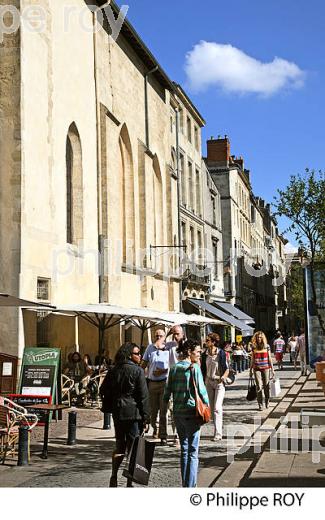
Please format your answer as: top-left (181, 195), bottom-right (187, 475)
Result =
top-left (174, 416), bottom-right (201, 487)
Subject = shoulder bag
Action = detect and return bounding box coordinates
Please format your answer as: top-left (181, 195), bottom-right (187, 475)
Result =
top-left (190, 365), bottom-right (211, 424)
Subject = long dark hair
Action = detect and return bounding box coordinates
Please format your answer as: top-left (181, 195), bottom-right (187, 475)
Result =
top-left (114, 342), bottom-right (139, 365)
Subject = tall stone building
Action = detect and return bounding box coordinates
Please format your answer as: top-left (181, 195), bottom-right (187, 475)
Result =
top-left (0, 0), bottom-right (180, 360)
top-left (205, 136), bottom-right (287, 335)
top-left (172, 84), bottom-right (224, 304)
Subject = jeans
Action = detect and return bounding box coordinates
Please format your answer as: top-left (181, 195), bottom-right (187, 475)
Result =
top-left (254, 370), bottom-right (270, 405)
top-left (206, 379), bottom-right (225, 437)
top-left (174, 415), bottom-right (201, 488)
top-left (148, 380), bottom-right (168, 439)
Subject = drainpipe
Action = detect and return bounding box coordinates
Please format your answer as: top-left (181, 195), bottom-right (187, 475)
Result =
top-left (144, 66), bottom-right (158, 150)
top-left (175, 107), bottom-right (183, 312)
top-left (92, 3), bottom-right (111, 304)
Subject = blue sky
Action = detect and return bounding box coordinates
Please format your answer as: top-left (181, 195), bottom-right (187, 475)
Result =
top-left (115, 0), bottom-right (325, 246)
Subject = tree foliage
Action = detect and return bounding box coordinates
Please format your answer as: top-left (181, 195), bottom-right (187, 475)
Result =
top-left (274, 169), bottom-right (325, 333)
top-left (274, 169), bottom-right (325, 257)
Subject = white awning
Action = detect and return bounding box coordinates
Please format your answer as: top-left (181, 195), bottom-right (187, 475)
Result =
top-left (44, 303), bottom-right (223, 326)
top-left (0, 293), bottom-right (54, 308)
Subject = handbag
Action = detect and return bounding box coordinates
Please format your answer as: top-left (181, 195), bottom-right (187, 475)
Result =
top-left (190, 365), bottom-right (211, 424)
top-left (246, 376), bottom-right (257, 401)
top-left (224, 367), bottom-right (236, 386)
top-left (270, 377), bottom-right (281, 397)
top-left (122, 434), bottom-right (156, 486)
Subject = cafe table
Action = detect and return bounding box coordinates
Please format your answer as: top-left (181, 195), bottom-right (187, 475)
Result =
top-left (26, 403), bottom-right (69, 459)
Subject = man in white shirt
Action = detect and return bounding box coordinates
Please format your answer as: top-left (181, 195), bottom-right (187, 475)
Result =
top-left (141, 329), bottom-right (169, 445)
top-left (166, 324), bottom-right (185, 366)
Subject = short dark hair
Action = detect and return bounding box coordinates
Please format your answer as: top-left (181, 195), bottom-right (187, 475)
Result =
top-left (176, 339), bottom-right (200, 358)
top-left (115, 342), bottom-right (139, 365)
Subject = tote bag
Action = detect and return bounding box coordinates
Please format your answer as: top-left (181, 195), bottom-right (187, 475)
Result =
top-left (246, 376), bottom-right (257, 401)
top-left (123, 435), bottom-right (156, 486)
top-left (270, 378), bottom-right (281, 398)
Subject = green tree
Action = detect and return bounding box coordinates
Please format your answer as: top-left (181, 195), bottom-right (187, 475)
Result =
top-left (273, 169), bottom-right (325, 333)
top-left (286, 264), bottom-right (305, 331)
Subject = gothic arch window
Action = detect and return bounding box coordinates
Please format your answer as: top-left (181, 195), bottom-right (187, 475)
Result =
top-left (119, 124), bottom-right (135, 264)
top-left (66, 123), bottom-right (83, 245)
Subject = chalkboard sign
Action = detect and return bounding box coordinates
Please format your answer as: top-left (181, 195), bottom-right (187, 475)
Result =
top-left (19, 347), bottom-right (61, 407)
top-left (8, 394), bottom-right (52, 425)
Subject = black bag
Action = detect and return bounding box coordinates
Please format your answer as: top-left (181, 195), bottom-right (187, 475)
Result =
top-left (246, 376), bottom-right (257, 401)
top-left (123, 435), bottom-right (155, 486)
top-left (225, 367), bottom-right (236, 386)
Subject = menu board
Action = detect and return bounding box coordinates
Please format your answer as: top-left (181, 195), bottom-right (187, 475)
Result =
top-left (304, 263), bottom-right (325, 364)
top-left (19, 347), bottom-right (61, 405)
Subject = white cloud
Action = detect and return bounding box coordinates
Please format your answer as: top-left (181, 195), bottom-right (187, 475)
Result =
top-left (285, 242), bottom-right (298, 254)
top-left (184, 41), bottom-right (305, 96)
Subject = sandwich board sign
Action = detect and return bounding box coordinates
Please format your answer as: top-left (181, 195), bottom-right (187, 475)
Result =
top-left (19, 347), bottom-right (61, 404)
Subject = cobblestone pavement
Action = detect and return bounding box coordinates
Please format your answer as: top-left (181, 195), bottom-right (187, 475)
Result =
top-left (0, 355), bottom-right (306, 488)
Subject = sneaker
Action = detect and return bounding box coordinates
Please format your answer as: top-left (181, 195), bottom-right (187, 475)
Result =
top-left (152, 432), bottom-right (159, 439)
top-left (212, 434), bottom-right (222, 441)
top-left (160, 439), bottom-right (168, 446)
top-left (258, 403), bottom-right (263, 411)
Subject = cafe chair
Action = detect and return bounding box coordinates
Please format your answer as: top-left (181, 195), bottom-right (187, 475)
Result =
top-left (61, 374), bottom-right (75, 407)
top-left (0, 396), bottom-right (38, 464)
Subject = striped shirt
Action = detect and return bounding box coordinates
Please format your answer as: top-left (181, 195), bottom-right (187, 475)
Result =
top-left (253, 345), bottom-right (271, 370)
top-left (163, 361), bottom-right (209, 417)
top-left (274, 338), bottom-right (285, 353)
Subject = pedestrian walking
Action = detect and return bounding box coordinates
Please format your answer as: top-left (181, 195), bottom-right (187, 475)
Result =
top-left (202, 333), bottom-right (229, 441)
top-left (163, 339), bottom-right (209, 487)
top-left (166, 324), bottom-right (185, 366)
top-left (100, 342), bottom-right (150, 487)
top-left (296, 328), bottom-right (307, 375)
top-left (250, 331), bottom-right (275, 410)
top-left (273, 332), bottom-right (285, 370)
top-left (141, 329), bottom-right (169, 445)
top-left (287, 333), bottom-right (298, 368)
top-left (232, 343), bottom-right (244, 373)
top-left (165, 324), bottom-right (186, 445)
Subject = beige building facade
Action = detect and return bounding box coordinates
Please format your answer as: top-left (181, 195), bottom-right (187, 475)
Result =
top-left (0, 0), bottom-right (180, 362)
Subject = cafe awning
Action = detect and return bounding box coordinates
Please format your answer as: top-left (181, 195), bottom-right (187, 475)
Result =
top-left (211, 300), bottom-right (255, 325)
top-left (188, 298), bottom-right (254, 336)
top-left (0, 293), bottom-right (55, 308)
top-left (46, 303), bottom-right (223, 327)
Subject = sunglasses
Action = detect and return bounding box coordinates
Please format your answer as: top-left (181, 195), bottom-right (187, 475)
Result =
top-left (132, 351), bottom-right (141, 357)
top-left (155, 335), bottom-right (164, 338)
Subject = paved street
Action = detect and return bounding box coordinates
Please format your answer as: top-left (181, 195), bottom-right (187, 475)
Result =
top-left (1, 354), bottom-right (324, 488)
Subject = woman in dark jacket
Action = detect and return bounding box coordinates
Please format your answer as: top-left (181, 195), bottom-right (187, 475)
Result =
top-left (100, 342), bottom-right (149, 487)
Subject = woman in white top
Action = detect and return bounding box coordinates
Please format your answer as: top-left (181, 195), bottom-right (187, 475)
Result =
top-left (204, 333), bottom-right (229, 441)
top-left (288, 334), bottom-right (298, 369)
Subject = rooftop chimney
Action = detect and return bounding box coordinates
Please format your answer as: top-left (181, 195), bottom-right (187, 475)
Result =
top-left (206, 136), bottom-right (230, 167)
